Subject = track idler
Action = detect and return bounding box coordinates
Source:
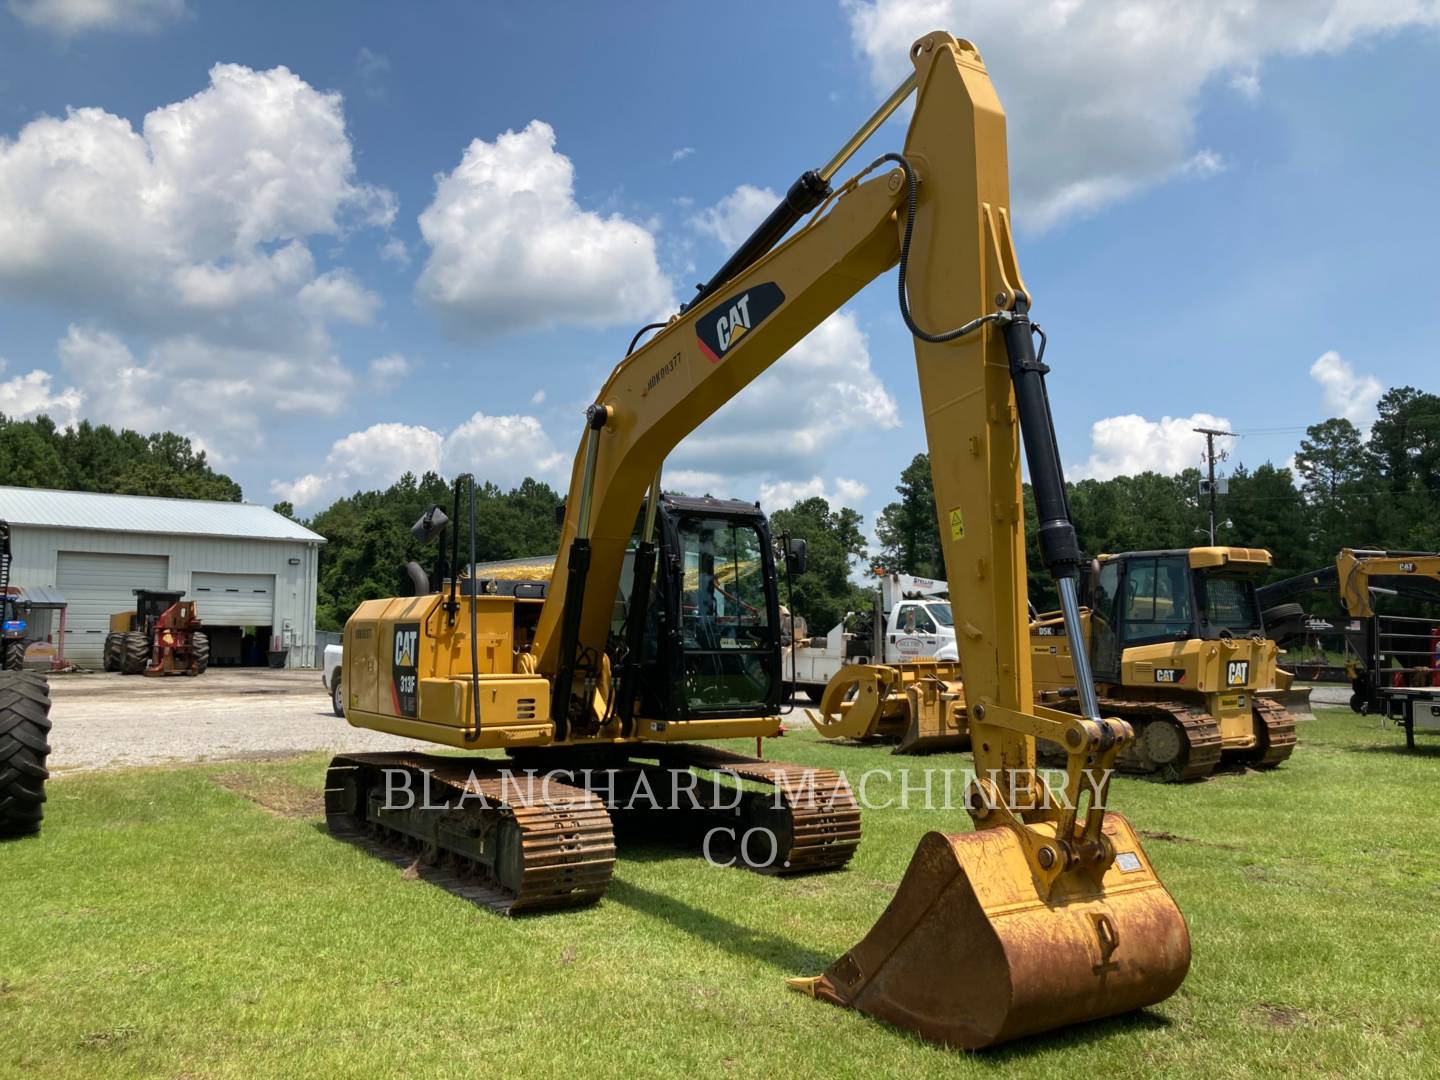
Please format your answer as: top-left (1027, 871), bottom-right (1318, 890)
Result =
top-left (788, 812), bottom-right (1190, 1049)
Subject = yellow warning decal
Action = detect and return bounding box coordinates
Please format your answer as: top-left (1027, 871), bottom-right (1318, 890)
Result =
top-left (948, 507), bottom-right (965, 541)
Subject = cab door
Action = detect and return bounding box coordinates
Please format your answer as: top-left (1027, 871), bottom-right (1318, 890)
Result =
top-left (1090, 559), bottom-right (1123, 681)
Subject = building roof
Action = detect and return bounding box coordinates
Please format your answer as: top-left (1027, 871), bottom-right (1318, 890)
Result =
top-left (10, 585), bottom-right (68, 608)
top-left (0, 487), bottom-right (325, 544)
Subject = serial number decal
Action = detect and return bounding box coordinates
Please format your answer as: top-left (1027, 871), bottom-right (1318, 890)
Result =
top-left (1036, 625), bottom-right (1062, 637)
top-left (1226, 659), bottom-right (1250, 687)
top-left (644, 352), bottom-right (681, 395)
top-left (1154, 668), bottom-right (1184, 683)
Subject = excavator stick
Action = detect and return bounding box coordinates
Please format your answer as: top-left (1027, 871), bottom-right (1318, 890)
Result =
top-left (788, 814), bottom-right (1189, 1048)
top-left (806, 660), bottom-right (968, 753)
top-left (788, 32), bottom-right (1191, 1048)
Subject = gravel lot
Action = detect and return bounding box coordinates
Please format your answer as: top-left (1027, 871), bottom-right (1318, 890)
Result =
top-left (44, 667), bottom-right (429, 774)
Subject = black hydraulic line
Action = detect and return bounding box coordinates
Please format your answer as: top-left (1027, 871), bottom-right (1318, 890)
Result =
top-left (446, 477), bottom-right (464, 626)
top-left (550, 540), bottom-right (590, 742)
top-left (1002, 301), bottom-right (1082, 583)
top-left (463, 475), bottom-right (482, 743)
top-left (614, 540), bottom-right (656, 736)
top-left (681, 170), bottom-right (830, 313)
top-left (627, 322), bottom-right (667, 356)
top-left (549, 407), bottom-right (610, 739)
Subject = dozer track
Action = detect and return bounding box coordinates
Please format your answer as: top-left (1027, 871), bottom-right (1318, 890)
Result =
top-left (1248, 697), bottom-right (1297, 768)
top-left (325, 753), bottom-right (616, 914)
top-left (1105, 698), bottom-right (1222, 782)
top-left (1040, 696), bottom-right (1221, 781)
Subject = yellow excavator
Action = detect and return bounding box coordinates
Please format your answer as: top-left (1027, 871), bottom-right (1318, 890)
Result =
top-left (1259, 549), bottom-right (1440, 748)
top-left (329, 32), bottom-right (1189, 1049)
top-left (1030, 547), bottom-right (1301, 780)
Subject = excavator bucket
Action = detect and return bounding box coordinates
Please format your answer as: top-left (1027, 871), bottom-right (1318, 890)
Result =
top-left (789, 813), bottom-right (1189, 1049)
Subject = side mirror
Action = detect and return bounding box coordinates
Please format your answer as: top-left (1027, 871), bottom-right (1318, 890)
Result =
top-left (555, 501), bottom-right (567, 527)
top-left (785, 537), bottom-right (808, 577)
top-left (411, 505), bottom-right (450, 544)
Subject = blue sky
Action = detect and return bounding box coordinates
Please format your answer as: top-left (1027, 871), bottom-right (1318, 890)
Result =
top-left (1, 1), bottom-right (1436, 540)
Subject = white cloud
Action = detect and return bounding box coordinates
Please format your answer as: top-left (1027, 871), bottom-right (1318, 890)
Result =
top-left (1310, 350), bottom-right (1382, 425)
top-left (49, 324), bottom-right (352, 447)
top-left (416, 120), bottom-right (674, 337)
top-left (8, 0), bottom-right (185, 34)
top-left (368, 353), bottom-right (415, 381)
top-left (355, 46), bottom-right (390, 99)
top-left (0, 359), bottom-right (83, 426)
top-left (672, 310), bottom-right (899, 496)
top-left (0, 63), bottom-right (392, 453)
top-left (379, 237), bottom-right (410, 265)
top-left (1072, 411), bottom-right (1231, 481)
top-left (671, 146), bottom-right (695, 162)
top-left (274, 412), bottom-right (566, 510)
top-left (759, 475), bottom-right (871, 510)
top-left (530, 388), bottom-right (546, 406)
top-left (445, 413), bottom-right (567, 484)
top-left (692, 184), bottom-right (776, 248)
top-left (846, 2), bottom-right (1440, 229)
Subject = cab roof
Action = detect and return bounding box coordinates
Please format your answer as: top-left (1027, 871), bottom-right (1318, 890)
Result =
top-left (1097, 547), bottom-right (1272, 570)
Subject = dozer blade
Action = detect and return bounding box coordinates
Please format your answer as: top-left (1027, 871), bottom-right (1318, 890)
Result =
top-left (893, 676), bottom-right (969, 755)
top-left (1263, 686), bottom-right (1315, 724)
top-left (788, 813), bottom-right (1189, 1049)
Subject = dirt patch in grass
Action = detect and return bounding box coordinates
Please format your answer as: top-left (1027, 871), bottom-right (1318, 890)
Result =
top-left (1256, 1003), bottom-right (1308, 1029)
top-left (211, 772), bottom-right (325, 820)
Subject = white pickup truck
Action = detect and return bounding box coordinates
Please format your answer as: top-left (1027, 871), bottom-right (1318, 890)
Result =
top-left (785, 572), bottom-right (957, 701)
top-left (322, 642), bottom-right (344, 716)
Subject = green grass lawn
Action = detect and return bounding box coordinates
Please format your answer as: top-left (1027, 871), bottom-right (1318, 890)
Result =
top-left (2, 708), bottom-right (1438, 1079)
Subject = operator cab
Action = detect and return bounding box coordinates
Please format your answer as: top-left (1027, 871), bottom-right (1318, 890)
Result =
top-left (1083, 547), bottom-right (1270, 679)
top-left (633, 495), bottom-right (784, 722)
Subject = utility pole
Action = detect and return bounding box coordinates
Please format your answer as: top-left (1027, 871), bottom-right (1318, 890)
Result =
top-left (1193, 427), bottom-right (1234, 545)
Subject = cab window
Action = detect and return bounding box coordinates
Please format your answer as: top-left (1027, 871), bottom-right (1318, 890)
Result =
top-left (1122, 556), bottom-right (1194, 644)
top-left (895, 604), bottom-right (936, 635)
top-left (676, 517), bottom-right (773, 714)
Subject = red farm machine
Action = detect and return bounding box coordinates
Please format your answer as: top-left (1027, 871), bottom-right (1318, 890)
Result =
top-left (104, 590), bottom-right (209, 676)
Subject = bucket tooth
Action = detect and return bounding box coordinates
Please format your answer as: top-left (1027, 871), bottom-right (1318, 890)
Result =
top-left (788, 813), bottom-right (1189, 1049)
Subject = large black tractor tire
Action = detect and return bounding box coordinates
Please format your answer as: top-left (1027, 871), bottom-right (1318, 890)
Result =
top-left (103, 632), bottom-right (123, 672)
top-left (0, 671), bottom-right (51, 838)
top-left (191, 631), bottom-right (210, 675)
top-left (2, 639), bottom-right (25, 672)
top-left (120, 631), bottom-right (150, 675)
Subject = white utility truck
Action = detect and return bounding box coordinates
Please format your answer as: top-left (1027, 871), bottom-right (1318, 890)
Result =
top-left (785, 572), bottom-right (956, 701)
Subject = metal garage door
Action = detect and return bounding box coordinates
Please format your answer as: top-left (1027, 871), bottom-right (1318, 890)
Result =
top-left (56, 551), bottom-right (169, 666)
top-left (191, 572), bottom-right (274, 626)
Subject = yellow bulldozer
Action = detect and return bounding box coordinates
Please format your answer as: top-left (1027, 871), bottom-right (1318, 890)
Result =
top-left (1030, 547), bottom-right (1301, 780)
top-left (325, 32), bottom-right (1189, 1049)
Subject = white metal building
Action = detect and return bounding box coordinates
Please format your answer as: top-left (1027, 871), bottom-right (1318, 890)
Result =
top-left (0, 486), bottom-right (324, 669)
